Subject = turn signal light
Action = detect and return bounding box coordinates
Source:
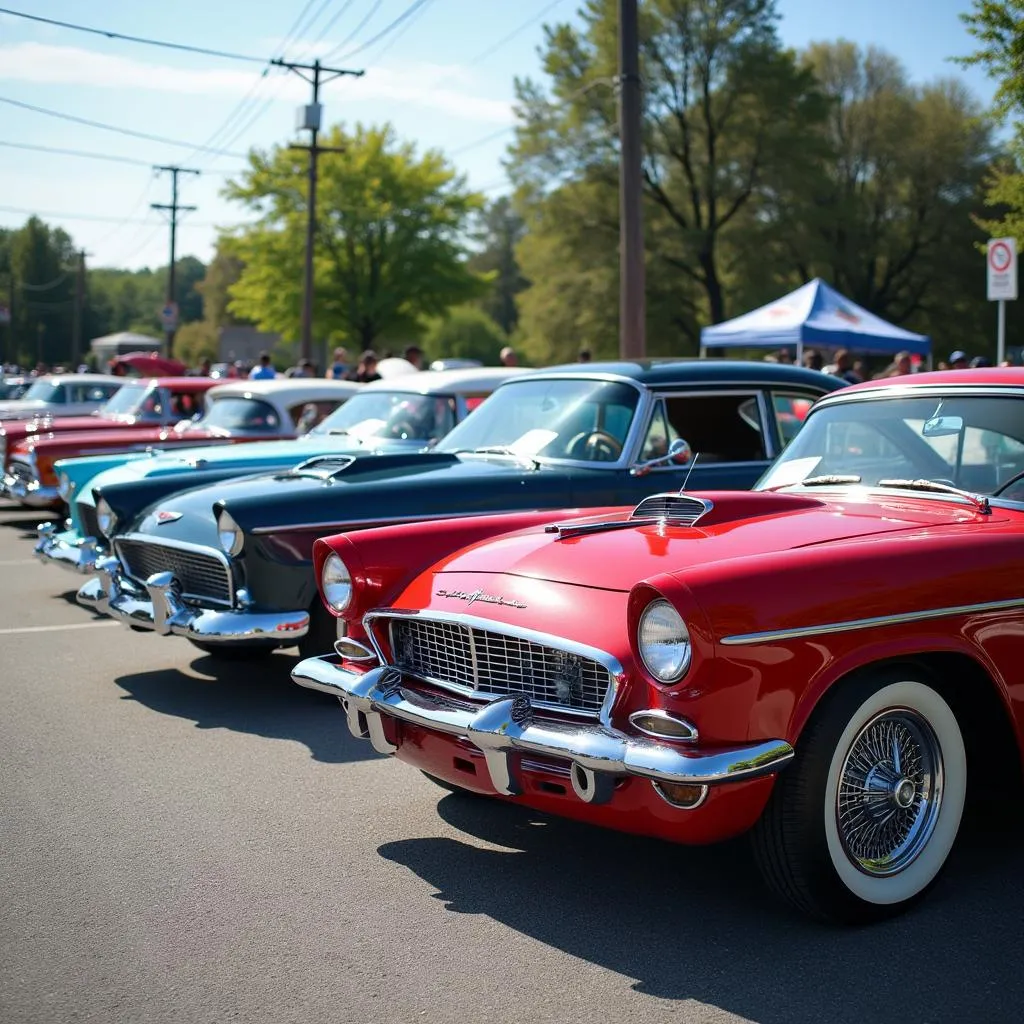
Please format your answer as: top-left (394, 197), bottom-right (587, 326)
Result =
top-left (653, 781), bottom-right (708, 809)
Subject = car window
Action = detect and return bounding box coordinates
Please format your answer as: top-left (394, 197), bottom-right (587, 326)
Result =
top-left (463, 393), bottom-right (491, 414)
top-left (168, 389), bottom-right (203, 420)
top-left (772, 392), bottom-right (816, 448)
top-left (647, 393), bottom-right (767, 463)
top-left (22, 381), bottom-right (66, 403)
top-left (288, 399), bottom-right (347, 434)
top-left (196, 397), bottom-right (281, 433)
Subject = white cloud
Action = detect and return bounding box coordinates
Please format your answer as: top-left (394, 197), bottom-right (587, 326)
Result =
top-left (0, 42), bottom-right (513, 123)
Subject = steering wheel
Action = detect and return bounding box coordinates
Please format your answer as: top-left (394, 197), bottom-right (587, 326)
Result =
top-left (567, 430), bottom-right (623, 462)
top-left (992, 468), bottom-right (1024, 498)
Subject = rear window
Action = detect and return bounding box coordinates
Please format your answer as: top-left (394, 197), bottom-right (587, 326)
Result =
top-left (200, 397), bottom-right (281, 433)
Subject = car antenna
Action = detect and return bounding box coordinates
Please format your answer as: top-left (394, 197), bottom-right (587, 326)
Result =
top-left (678, 452), bottom-right (700, 494)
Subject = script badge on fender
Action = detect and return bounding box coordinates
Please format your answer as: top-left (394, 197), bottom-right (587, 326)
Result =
top-left (154, 510), bottom-right (183, 524)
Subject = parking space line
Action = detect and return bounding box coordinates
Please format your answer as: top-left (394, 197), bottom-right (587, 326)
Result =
top-left (0, 622), bottom-right (121, 636)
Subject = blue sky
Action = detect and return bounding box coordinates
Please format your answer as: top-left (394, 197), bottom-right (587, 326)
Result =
top-left (0, 0), bottom-right (997, 272)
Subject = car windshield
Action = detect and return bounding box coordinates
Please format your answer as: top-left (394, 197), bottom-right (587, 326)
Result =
top-left (757, 394), bottom-right (1024, 497)
top-left (21, 380), bottom-right (66, 403)
top-left (437, 378), bottom-right (641, 462)
top-left (191, 396), bottom-right (282, 433)
top-left (99, 383), bottom-right (162, 418)
top-left (311, 390), bottom-right (457, 443)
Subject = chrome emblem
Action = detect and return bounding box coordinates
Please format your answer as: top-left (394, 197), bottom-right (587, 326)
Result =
top-left (436, 587), bottom-right (526, 609)
top-left (509, 693), bottom-right (533, 725)
top-left (552, 651), bottom-right (584, 705)
top-left (376, 665), bottom-right (403, 698)
top-left (154, 510), bottom-right (183, 524)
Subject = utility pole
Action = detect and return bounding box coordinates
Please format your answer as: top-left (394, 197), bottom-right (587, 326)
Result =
top-left (271, 57), bottom-right (363, 366)
top-left (618, 0), bottom-right (646, 359)
top-left (152, 165), bottom-right (199, 358)
top-left (71, 249), bottom-right (89, 369)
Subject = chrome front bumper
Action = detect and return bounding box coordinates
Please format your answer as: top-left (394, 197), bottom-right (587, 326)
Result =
top-left (35, 523), bottom-right (101, 574)
top-left (77, 558), bottom-right (310, 645)
top-left (292, 659), bottom-right (795, 802)
top-left (2, 473), bottom-right (60, 508)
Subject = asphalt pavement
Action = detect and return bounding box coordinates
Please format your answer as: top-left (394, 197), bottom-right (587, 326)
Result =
top-left (1, 499), bottom-right (1023, 1024)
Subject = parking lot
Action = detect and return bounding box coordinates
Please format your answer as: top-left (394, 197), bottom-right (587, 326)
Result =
top-left (1, 498), bottom-right (1023, 1024)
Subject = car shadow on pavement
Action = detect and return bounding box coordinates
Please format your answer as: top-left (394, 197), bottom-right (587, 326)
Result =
top-left (379, 793), bottom-right (1024, 1021)
top-left (114, 651), bottom-right (382, 766)
top-left (56, 588), bottom-right (108, 619)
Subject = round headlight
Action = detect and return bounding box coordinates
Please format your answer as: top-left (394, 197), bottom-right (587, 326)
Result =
top-left (58, 472), bottom-right (74, 501)
top-left (217, 509), bottom-right (244, 556)
top-left (637, 599), bottom-right (691, 682)
top-left (95, 497), bottom-right (117, 538)
top-left (321, 552), bottom-right (352, 613)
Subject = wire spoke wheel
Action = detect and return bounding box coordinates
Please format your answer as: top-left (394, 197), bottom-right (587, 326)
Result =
top-left (836, 708), bottom-right (943, 877)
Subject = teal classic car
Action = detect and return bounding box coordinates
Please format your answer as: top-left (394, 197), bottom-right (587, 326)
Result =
top-left (35, 367), bottom-right (520, 574)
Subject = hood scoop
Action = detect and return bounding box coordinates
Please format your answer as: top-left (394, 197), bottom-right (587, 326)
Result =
top-left (288, 455), bottom-right (357, 480)
top-left (546, 492), bottom-right (712, 540)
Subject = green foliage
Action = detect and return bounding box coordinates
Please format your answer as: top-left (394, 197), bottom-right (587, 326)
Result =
top-left (956, 0), bottom-right (1024, 120)
top-left (222, 122), bottom-right (487, 348)
top-left (173, 320), bottom-right (219, 367)
top-left (466, 197), bottom-right (529, 335)
top-left (424, 306), bottom-right (508, 364)
top-left (196, 244), bottom-right (249, 328)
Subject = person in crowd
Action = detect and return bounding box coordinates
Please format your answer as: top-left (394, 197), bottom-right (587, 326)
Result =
top-left (775, 348), bottom-right (793, 364)
top-left (287, 359), bottom-right (316, 378)
top-left (328, 347), bottom-right (350, 380)
top-left (578, 348), bottom-right (592, 363)
top-left (949, 350), bottom-right (969, 369)
top-left (193, 358), bottom-right (212, 377)
top-left (348, 350), bottom-right (382, 383)
top-left (830, 349), bottom-right (862, 385)
top-left (802, 349), bottom-right (824, 371)
top-left (970, 355), bottom-right (991, 368)
top-left (500, 346), bottom-right (518, 367)
top-left (874, 350), bottom-right (913, 379)
top-left (249, 352), bottom-right (276, 380)
top-left (403, 345), bottom-right (425, 370)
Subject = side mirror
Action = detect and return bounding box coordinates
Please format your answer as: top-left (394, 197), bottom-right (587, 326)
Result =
top-left (922, 415), bottom-right (964, 438)
top-left (631, 437), bottom-right (692, 477)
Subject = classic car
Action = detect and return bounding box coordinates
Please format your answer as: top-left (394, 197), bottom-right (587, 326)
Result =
top-left (0, 375), bottom-right (217, 487)
top-left (0, 376), bottom-right (29, 400)
top-left (291, 367), bottom-right (1024, 923)
top-left (36, 368), bottom-right (521, 574)
top-left (75, 360), bottom-right (841, 659)
top-left (0, 373), bottom-right (123, 421)
top-left (5, 378), bottom-right (359, 510)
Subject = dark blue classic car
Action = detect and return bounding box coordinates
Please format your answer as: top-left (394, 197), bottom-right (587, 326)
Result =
top-left (77, 360), bottom-right (843, 659)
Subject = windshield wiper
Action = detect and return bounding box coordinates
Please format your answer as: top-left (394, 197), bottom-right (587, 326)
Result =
top-left (877, 478), bottom-right (991, 513)
top-left (325, 428), bottom-right (350, 436)
top-left (799, 474), bottom-right (862, 486)
top-left (468, 445), bottom-right (540, 468)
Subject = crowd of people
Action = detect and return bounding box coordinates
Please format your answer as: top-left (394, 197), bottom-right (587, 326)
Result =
top-left (766, 346), bottom-right (1006, 384)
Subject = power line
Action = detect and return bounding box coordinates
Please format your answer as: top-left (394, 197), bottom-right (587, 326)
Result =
top-left (463, 0), bottom-right (570, 69)
top-left (0, 6), bottom-right (268, 64)
top-left (19, 272), bottom-right (68, 292)
top-left (321, 0), bottom-right (385, 62)
top-left (326, 0), bottom-right (432, 61)
top-left (0, 96), bottom-right (249, 158)
top-left (0, 139), bottom-right (245, 173)
top-left (0, 204), bottom-right (217, 227)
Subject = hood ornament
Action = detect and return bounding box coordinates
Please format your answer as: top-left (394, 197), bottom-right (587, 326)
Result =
top-left (154, 510), bottom-right (183, 524)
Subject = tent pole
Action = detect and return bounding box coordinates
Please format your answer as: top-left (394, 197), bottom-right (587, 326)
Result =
top-left (796, 339), bottom-right (803, 366)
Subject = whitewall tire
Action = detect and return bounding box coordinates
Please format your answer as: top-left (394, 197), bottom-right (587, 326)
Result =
top-left (752, 670), bottom-right (967, 923)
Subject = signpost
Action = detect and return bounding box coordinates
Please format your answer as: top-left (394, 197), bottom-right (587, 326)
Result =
top-left (159, 302), bottom-right (179, 335)
top-left (987, 237), bottom-right (1017, 365)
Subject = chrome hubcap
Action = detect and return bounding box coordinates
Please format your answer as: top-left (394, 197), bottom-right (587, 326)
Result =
top-left (836, 708), bottom-right (944, 877)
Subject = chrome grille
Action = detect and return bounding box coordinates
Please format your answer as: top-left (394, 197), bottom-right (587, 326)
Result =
top-left (115, 538), bottom-right (232, 606)
top-left (9, 460), bottom-right (35, 486)
top-left (78, 500), bottom-right (100, 541)
top-left (388, 617), bottom-right (612, 716)
top-left (631, 493), bottom-right (710, 526)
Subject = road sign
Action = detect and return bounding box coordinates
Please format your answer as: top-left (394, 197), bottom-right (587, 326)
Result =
top-left (987, 237), bottom-right (1017, 301)
top-left (159, 301), bottom-right (179, 332)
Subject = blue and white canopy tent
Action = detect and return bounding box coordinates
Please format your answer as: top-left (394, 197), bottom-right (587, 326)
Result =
top-left (700, 278), bottom-right (931, 365)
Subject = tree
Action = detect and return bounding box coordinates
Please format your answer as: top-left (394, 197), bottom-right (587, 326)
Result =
top-left (222, 123), bottom-right (487, 348)
top-left (173, 320), bottom-right (219, 367)
top-left (509, 0), bottom-right (829, 327)
top-left (425, 306), bottom-right (508, 364)
top-left (196, 244), bottom-right (249, 328)
top-left (467, 197), bottom-right (529, 334)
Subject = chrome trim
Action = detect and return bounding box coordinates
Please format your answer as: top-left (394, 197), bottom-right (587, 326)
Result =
top-left (720, 596), bottom-right (1024, 646)
top-left (250, 507), bottom-right (522, 535)
top-left (334, 637), bottom-right (378, 662)
top-left (291, 660), bottom-right (795, 794)
top-left (77, 565), bottom-right (309, 644)
top-left (520, 758), bottom-right (573, 778)
top-left (629, 709), bottom-right (699, 742)
top-left (113, 531), bottom-right (236, 607)
top-left (3, 471), bottom-right (60, 507)
top-left (35, 524), bottom-right (100, 574)
top-left (652, 781), bottom-right (710, 810)
top-left (365, 608), bottom-right (624, 724)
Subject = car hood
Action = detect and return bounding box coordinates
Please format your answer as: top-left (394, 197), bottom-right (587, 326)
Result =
top-left (19, 425), bottom-right (172, 457)
top-left (429, 490), bottom-right (994, 591)
top-left (122, 452), bottom-right (581, 541)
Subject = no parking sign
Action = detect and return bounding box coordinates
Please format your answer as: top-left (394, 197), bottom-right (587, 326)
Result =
top-left (987, 237), bottom-right (1017, 300)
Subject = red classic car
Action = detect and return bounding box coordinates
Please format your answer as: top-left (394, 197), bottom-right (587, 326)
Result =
top-left (2, 378), bottom-right (359, 508)
top-left (292, 367), bottom-right (1024, 923)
